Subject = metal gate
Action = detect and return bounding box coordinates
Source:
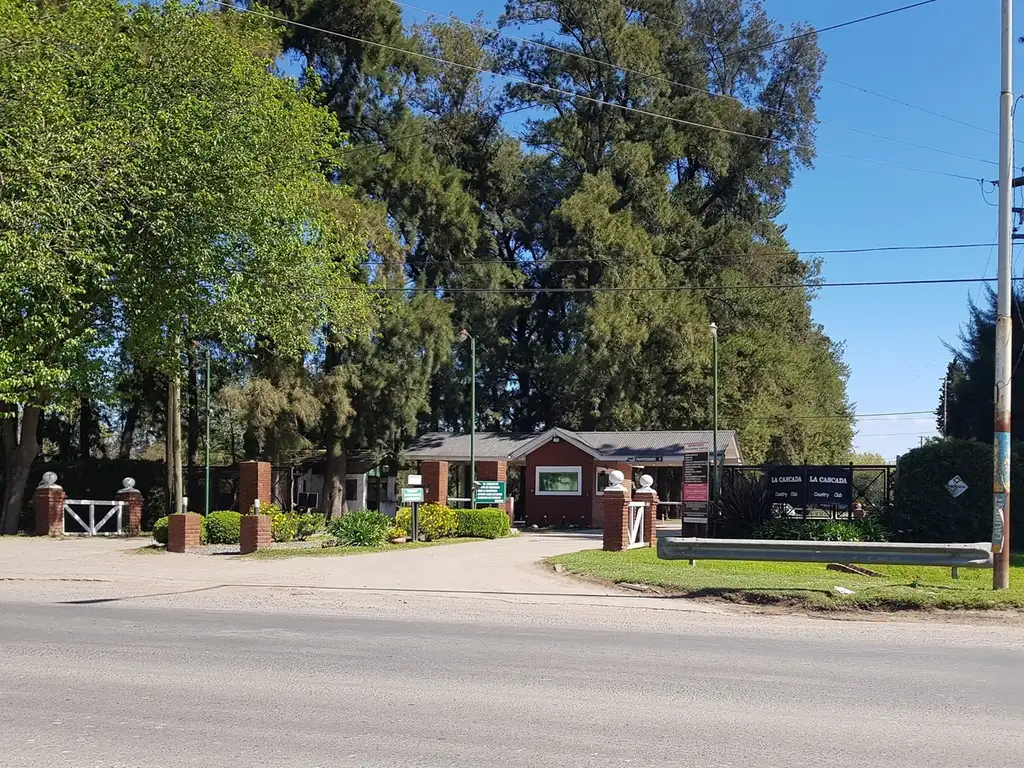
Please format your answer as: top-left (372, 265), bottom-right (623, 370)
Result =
top-left (64, 499), bottom-right (124, 535)
top-left (627, 501), bottom-right (646, 549)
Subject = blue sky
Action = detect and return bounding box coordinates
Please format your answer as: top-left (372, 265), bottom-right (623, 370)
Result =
top-left (390, 0), bottom-right (1010, 460)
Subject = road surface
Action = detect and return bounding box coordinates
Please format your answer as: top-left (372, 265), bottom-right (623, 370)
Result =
top-left (2, 600), bottom-right (1023, 768)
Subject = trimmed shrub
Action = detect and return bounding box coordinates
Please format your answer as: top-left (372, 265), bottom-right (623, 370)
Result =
top-left (456, 507), bottom-right (510, 539)
top-left (271, 511), bottom-right (297, 543)
top-left (418, 502), bottom-right (457, 541)
top-left (751, 518), bottom-right (888, 542)
top-left (326, 509), bottom-right (391, 547)
top-left (204, 511), bottom-right (242, 544)
top-left (294, 513), bottom-right (324, 541)
top-left (394, 504), bottom-right (459, 540)
top-left (885, 439), bottom-right (1024, 546)
top-left (152, 516), bottom-right (169, 545)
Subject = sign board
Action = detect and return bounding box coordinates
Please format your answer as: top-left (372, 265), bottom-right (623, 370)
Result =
top-left (474, 480), bottom-right (506, 505)
top-left (683, 516), bottom-right (709, 524)
top-left (682, 452), bottom-right (710, 518)
top-left (407, 474), bottom-right (423, 487)
top-left (946, 475), bottom-right (968, 499)
top-left (767, 466), bottom-right (805, 505)
top-left (806, 466), bottom-right (852, 507)
top-left (628, 456), bottom-right (664, 463)
top-left (402, 487), bottom-right (424, 503)
top-left (766, 466), bottom-right (852, 508)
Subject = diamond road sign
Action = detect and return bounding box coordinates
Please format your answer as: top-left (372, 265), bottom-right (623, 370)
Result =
top-left (946, 475), bottom-right (968, 499)
top-left (474, 481), bottom-right (506, 504)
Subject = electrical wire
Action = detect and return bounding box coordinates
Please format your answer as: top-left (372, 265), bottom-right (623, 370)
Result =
top-left (356, 241), bottom-right (996, 268)
top-left (612, 1), bottom-right (1008, 144)
top-left (719, 1), bottom-right (939, 58)
top-left (392, 1), bottom-right (993, 167)
top-left (349, 275), bottom-right (1024, 295)
top-left (212, 1), bottom-right (986, 183)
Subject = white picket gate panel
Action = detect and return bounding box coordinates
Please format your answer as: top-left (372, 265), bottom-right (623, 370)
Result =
top-left (627, 501), bottom-right (646, 549)
top-left (64, 499), bottom-right (124, 536)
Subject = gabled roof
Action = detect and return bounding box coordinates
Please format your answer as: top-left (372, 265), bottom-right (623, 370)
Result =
top-left (405, 429), bottom-right (742, 463)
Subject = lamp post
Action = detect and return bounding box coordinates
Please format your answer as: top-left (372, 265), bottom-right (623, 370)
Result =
top-left (459, 328), bottom-right (476, 508)
top-left (205, 347), bottom-right (211, 516)
top-left (710, 323), bottom-right (719, 512)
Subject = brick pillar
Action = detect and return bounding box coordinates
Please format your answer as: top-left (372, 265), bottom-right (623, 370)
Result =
top-left (167, 513), bottom-right (202, 552)
top-left (240, 514), bottom-right (271, 554)
top-left (634, 487), bottom-right (658, 549)
top-left (602, 475), bottom-right (631, 552)
top-left (116, 477), bottom-right (144, 536)
top-left (421, 460), bottom-right (448, 506)
top-left (34, 473), bottom-right (65, 537)
top-left (475, 460), bottom-right (508, 520)
top-left (238, 461), bottom-right (272, 515)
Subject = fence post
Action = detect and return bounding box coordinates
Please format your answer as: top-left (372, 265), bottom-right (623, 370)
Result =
top-left (602, 471), bottom-right (631, 552)
top-left (116, 477), bottom-right (144, 536)
top-left (634, 473), bottom-right (658, 549)
top-left (34, 472), bottom-right (65, 537)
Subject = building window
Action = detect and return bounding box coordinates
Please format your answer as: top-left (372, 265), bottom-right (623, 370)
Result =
top-left (345, 478), bottom-right (359, 502)
top-left (595, 467), bottom-right (612, 495)
top-left (535, 466), bottom-right (583, 495)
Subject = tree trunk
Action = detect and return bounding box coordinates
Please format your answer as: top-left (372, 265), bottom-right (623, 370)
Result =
top-left (323, 429), bottom-right (347, 520)
top-left (1, 405), bottom-right (42, 535)
top-left (166, 380), bottom-right (174, 511)
top-left (118, 404), bottom-right (138, 460)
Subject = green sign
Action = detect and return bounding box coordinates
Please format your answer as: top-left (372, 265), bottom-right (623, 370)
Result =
top-left (474, 480), bottom-right (506, 504)
top-left (402, 487), bottom-right (424, 503)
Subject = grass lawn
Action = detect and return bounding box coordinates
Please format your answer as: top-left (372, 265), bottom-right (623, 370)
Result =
top-left (246, 537), bottom-right (485, 560)
top-left (548, 547), bottom-right (1024, 611)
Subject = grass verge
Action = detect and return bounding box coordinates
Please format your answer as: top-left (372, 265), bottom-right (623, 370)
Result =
top-left (246, 537), bottom-right (485, 560)
top-left (548, 548), bottom-right (1024, 611)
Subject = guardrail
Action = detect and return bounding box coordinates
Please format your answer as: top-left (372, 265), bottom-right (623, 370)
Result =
top-left (657, 538), bottom-right (993, 569)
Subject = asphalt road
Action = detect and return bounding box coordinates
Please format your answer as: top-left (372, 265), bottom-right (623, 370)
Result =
top-left (2, 602), bottom-right (1023, 767)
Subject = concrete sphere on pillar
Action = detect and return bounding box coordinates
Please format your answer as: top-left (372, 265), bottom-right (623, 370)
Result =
top-left (40, 471), bottom-right (58, 487)
top-left (639, 474), bottom-right (654, 489)
top-left (608, 470), bottom-right (625, 488)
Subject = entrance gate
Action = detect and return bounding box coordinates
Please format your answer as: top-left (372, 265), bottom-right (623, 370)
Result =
top-left (63, 499), bottom-right (125, 535)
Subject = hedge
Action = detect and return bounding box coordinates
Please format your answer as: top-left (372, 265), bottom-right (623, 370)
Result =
top-left (886, 439), bottom-right (1024, 547)
top-left (456, 507), bottom-right (510, 539)
top-left (204, 511), bottom-right (242, 544)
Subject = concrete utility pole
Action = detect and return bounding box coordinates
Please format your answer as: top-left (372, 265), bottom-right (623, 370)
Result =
top-left (994, 0), bottom-right (1014, 590)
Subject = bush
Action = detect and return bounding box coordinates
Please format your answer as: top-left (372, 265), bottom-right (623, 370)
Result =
top-left (294, 513), bottom-right (324, 541)
top-left (418, 502), bottom-right (458, 540)
top-left (153, 516), bottom-right (169, 545)
top-left (271, 511), bottom-right (297, 543)
top-left (250, 501), bottom-right (282, 517)
top-left (204, 511), bottom-right (242, 544)
top-left (751, 518), bottom-right (888, 542)
top-left (456, 507), bottom-right (510, 539)
top-left (388, 525), bottom-right (407, 540)
top-left (885, 439), bottom-right (1024, 546)
top-left (394, 504), bottom-right (459, 540)
top-left (326, 509), bottom-right (391, 547)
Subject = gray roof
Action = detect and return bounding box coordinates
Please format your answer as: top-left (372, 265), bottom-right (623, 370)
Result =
top-left (405, 429), bottom-right (740, 462)
top-left (575, 431), bottom-right (738, 457)
top-left (405, 432), bottom-right (537, 460)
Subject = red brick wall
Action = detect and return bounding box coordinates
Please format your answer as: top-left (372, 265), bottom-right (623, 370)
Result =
top-left (602, 488), bottom-right (630, 551)
top-left (240, 514), bottom-right (272, 554)
top-left (524, 441), bottom-right (595, 528)
top-left (239, 461), bottom-right (271, 515)
top-left (421, 461), bottom-right (449, 506)
top-left (167, 513), bottom-right (202, 552)
top-left (116, 489), bottom-right (144, 537)
top-left (34, 486), bottom-right (65, 537)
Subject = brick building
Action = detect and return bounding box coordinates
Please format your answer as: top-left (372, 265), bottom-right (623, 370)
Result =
top-left (405, 428), bottom-right (742, 528)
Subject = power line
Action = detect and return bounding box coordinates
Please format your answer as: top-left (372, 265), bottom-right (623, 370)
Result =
top-left (748, 410), bottom-right (934, 421)
top-left (214, 2), bottom-right (986, 183)
top-left (393, 1), bottom-right (992, 167)
top-left (357, 241), bottom-right (995, 267)
top-left (722, 1), bottom-right (939, 58)
top-left (614, 1), bottom-right (1006, 144)
top-left (355, 275), bottom-right (1024, 295)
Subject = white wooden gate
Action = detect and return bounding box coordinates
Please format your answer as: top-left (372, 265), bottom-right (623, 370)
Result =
top-left (627, 501), bottom-right (647, 549)
top-left (64, 499), bottom-right (124, 536)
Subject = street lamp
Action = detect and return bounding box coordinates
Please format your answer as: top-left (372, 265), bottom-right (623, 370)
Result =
top-left (710, 323), bottom-right (719, 512)
top-left (459, 328), bottom-right (476, 508)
